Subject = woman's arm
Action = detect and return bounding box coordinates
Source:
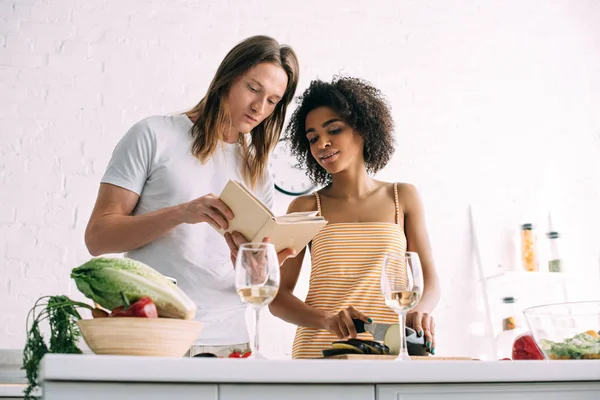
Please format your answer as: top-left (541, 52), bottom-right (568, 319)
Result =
top-left (268, 196), bottom-right (328, 327)
top-left (398, 183), bottom-right (441, 352)
top-left (269, 196), bottom-right (370, 339)
top-left (399, 183), bottom-right (441, 312)
top-left (85, 183), bottom-right (233, 256)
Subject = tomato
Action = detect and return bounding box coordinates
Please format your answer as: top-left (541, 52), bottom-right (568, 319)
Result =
top-left (241, 351), bottom-right (252, 358)
top-left (228, 351), bottom-right (242, 358)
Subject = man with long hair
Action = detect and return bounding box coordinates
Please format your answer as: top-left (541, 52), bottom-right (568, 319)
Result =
top-left (85, 36), bottom-right (300, 356)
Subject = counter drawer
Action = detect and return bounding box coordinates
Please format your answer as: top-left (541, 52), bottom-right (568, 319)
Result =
top-left (43, 382), bottom-right (218, 400)
top-left (219, 384), bottom-right (375, 400)
top-left (377, 382), bottom-right (600, 400)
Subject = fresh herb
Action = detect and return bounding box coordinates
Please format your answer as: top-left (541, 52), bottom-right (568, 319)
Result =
top-left (22, 296), bottom-right (93, 400)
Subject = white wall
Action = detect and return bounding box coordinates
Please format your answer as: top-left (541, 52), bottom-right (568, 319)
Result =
top-left (1, 0), bottom-right (599, 358)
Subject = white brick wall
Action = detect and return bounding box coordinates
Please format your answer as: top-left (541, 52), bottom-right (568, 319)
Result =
top-left (1, 0), bottom-right (599, 359)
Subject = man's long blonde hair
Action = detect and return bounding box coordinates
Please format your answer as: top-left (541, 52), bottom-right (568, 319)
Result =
top-left (186, 35), bottom-right (299, 188)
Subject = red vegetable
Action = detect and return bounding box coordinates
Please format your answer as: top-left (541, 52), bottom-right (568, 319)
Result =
top-left (110, 296), bottom-right (158, 318)
top-left (228, 349), bottom-right (251, 358)
top-left (512, 332), bottom-right (545, 360)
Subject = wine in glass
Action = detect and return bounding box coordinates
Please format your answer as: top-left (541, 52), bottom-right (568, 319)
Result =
top-left (235, 242), bottom-right (280, 359)
top-left (381, 251), bottom-right (423, 361)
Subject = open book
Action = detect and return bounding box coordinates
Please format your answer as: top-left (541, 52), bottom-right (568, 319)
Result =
top-left (216, 180), bottom-right (328, 253)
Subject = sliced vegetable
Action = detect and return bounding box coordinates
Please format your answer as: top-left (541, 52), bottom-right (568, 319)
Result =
top-left (322, 348), bottom-right (362, 357)
top-left (346, 338), bottom-right (389, 355)
top-left (328, 338), bottom-right (392, 356)
top-left (383, 323), bottom-right (401, 354)
top-left (332, 340), bottom-right (371, 354)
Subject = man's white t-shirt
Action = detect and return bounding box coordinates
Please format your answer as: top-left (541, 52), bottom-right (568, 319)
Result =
top-left (101, 114), bottom-right (274, 345)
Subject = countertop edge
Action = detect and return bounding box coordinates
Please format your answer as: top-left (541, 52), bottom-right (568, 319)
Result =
top-left (39, 355), bottom-right (600, 384)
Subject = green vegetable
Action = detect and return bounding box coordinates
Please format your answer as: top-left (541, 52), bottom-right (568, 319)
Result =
top-left (539, 332), bottom-right (600, 359)
top-left (71, 257), bottom-right (196, 319)
top-left (22, 296), bottom-right (92, 400)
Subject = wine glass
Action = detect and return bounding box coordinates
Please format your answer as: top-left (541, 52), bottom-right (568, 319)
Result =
top-left (234, 242), bottom-right (280, 359)
top-left (381, 251), bottom-right (424, 361)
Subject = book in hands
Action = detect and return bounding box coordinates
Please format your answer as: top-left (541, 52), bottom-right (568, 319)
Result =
top-left (217, 180), bottom-right (327, 254)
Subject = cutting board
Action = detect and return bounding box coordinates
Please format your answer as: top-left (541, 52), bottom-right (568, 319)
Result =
top-left (325, 354), bottom-right (477, 360)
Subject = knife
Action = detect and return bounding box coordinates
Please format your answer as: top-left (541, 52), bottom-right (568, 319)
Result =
top-left (353, 319), bottom-right (427, 356)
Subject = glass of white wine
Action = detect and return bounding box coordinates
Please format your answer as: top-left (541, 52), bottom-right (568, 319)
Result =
top-left (381, 251), bottom-right (423, 361)
top-left (235, 242), bottom-right (280, 360)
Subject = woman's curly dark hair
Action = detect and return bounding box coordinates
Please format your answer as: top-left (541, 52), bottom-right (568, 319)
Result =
top-left (284, 76), bottom-right (395, 186)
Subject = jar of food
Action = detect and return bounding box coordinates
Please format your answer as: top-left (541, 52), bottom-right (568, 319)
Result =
top-left (501, 296), bottom-right (518, 331)
top-left (496, 296), bottom-right (523, 359)
top-left (546, 214), bottom-right (564, 273)
top-left (521, 223), bottom-right (539, 272)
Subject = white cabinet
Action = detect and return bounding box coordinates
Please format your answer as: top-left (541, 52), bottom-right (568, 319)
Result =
top-left (219, 384), bottom-right (374, 400)
top-left (377, 382), bottom-right (600, 400)
top-left (36, 355), bottom-right (600, 400)
top-left (42, 382), bottom-right (218, 400)
top-left (38, 382), bottom-right (600, 400)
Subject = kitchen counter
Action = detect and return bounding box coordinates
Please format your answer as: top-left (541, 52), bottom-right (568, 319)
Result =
top-left (38, 354), bottom-right (600, 400)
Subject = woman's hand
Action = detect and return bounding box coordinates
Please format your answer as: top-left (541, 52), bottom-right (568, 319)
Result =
top-left (406, 311), bottom-right (435, 354)
top-left (225, 231), bottom-right (296, 266)
top-left (322, 306), bottom-right (371, 339)
top-left (181, 194), bottom-right (234, 229)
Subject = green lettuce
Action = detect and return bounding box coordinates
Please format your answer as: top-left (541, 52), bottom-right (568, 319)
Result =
top-left (71, 257), bottom-right (196, 319)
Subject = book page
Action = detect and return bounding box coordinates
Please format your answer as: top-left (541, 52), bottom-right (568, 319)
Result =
top-left (252, 218), bottom-right (328, 254)
top-left (274, 211), bottom-right (323, 223)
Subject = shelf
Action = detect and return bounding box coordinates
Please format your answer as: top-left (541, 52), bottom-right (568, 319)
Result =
top-left (484, 270), bottom-right (576, 284)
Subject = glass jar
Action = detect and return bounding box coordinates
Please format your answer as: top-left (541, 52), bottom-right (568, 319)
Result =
top-left (501, 296), bottom-right (518, 331)
top-left (547, 231), bottom-right (564, 273)
top-left (496, 296), bottom-right (523, 359)
top-left (521, 223), bottom-right (539, 272)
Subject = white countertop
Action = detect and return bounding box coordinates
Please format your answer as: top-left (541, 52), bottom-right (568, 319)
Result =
top-left (40, 354), bottom-right (600, 384)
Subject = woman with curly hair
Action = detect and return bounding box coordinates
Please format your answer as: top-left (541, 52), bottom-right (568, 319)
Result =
top-left (269, 77), bottom-right (441, 359)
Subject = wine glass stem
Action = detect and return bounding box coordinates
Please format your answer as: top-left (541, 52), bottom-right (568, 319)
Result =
top-left (398, 312), bottom-right (408, 357)
top-left (253, 307), bottom-right (261, 355)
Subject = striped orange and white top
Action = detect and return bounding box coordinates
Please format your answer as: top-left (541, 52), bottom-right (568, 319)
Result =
top-left (291, 183), bottom-right (407, 359)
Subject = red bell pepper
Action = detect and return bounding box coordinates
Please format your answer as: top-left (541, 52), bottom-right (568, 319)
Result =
top-left (109, 294), bottom-right (158, 318)
top-left (512, 332), bottom-right (545, 360)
